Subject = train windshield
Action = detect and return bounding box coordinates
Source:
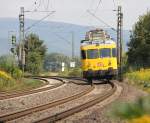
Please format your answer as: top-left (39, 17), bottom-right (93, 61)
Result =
top-left (100, 48), bottom-right (111, 58)
top-left (87, 49), bottom-right (99, 59)
top-left (81, 50), bottom-right (86, 59)
top-left (112, 48), bottom-right (117, 57)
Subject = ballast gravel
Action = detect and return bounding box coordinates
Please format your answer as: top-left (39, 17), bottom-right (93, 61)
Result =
top-left (0, 79), bottom-right (91, 115)
top-left (59, 81), bottom-right (148, 123)
top-left (7, 84), bottom-right (111, 123)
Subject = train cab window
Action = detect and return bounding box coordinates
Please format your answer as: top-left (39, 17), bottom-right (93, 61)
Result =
top-left (81, 50), bottom-right (86, 59)
top-left (112, 48), bottom-right (117, 57)
top-left (100, 48), bottom-right (111, 58)
top-left (87, 49), bottom-right (99, 59)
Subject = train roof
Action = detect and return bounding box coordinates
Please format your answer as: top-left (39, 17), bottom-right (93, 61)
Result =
top-left (81, 39), bottom-right (116, 47)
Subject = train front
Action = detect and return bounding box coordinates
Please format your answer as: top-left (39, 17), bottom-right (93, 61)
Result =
top-left (80, 29), bottom-right (118, 81)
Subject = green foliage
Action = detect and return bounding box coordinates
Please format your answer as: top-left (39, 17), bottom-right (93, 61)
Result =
top-left (44, 53), bottom-right (81, 72)
top-left (58, 69), bottom-right (70, 77)
top-left (44, 53), bottom-right (70, 72)
top-left (125, 69), bottom-right (150, 93)
top-left (0, 55), bottom-right (15, 72)
top-left (0, 55), bottom-right (23, 79)
top-left (26, 52), bottom-right (43, 75)
top-left (0, 70), bottom-right (15, 91)
top-left (127, 12), bottom-right (150, 68)
top-left (11, 67), bottom-right (23, 80)
top-left (109, 96), bottom-right (150, 120)
top-left (0, 77), bottom-right (43, 92)
top-left (58, 68), bottom-right (82, 77)
top-left (24, 33), bottom-right (47, 74)
top-left (68, 68), bottom-right (82, 77)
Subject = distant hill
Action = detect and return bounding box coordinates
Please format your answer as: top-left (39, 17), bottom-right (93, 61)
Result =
top-left (0, 18), bottom-right (130, 56)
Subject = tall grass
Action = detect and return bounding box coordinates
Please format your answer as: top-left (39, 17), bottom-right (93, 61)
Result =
top-left (58, 68), bottom-right (82, 77)
top-left (125, 69), bottom-right (150, 93)
top-left (0, 70), bottom-right (43, 91)
top-left (109, 96), bottom-right (150, 123)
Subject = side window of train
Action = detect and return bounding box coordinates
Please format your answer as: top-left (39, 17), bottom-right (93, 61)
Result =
top-left (112, 48), bottom-right (117, 57)
top-left (81, 50), bottom-right (86, 59)
top-left (87, 49), bottom-right (99, 59)
top-left (100, 48), bottom-right (111, 58)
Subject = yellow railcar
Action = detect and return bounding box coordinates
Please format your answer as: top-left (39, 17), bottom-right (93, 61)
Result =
top-left (81, 29), bottom-right (118, 82)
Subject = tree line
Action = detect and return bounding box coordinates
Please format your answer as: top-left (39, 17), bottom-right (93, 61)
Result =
top-left (6, 33), bottom-right (80, 75)
top-left (127, 11), bottom-right (150, 70)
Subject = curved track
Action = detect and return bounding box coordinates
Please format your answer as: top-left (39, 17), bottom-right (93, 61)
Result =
top-left (36, 81), bottom-right (117, 123)
top-left (0, 79), bottom-right (94, 122)
top-left (0, 77), bottom-right (118, 123)
top-left (0, 77), bottom-right (65, 100)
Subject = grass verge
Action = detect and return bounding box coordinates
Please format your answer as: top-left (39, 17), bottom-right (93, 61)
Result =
top-left (125, 69), bottom-right (150, 93)
top-left (0, 78), bottom-right (44, 92)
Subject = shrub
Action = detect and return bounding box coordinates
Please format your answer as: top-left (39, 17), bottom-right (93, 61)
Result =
top-left (109, 96), bottom-right (150, 123)
top-left (0, 55), bottom-right (16, 73)
top-left (125, 69), bottom-right (150, 85)
top-left (0, 70), bottom-right (12, 80)
top-left (11, 67), bottom-right (23, 80)
top-left (0, 70), bottom-right (15, 90)
top-left (68, 68), bottom-right (82, 77)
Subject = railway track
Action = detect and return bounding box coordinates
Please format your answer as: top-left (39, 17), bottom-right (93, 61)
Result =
top-left (0, 77), bottom-right (65, 100)
top-left (0, 79), bottom-right (94, 122)
top-left (0, 77), bottom-right (118, 123)
top-left (36, 82), bottom-right (117, 123)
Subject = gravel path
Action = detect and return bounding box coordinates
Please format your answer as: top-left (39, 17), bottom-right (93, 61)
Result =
top-left (8, 84), bottom-right (111, 123)
top-left (58, 81), bottom-right (148, 123)
top-left (0, 79), bottom-right (90, 115)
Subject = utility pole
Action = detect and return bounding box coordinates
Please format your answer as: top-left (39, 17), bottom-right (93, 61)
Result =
top-left (19, 7), bottom-right (25, 73)
top-left (117, 5), bottom-right (123, 81)
top-left (70, 31), bottom-right (75, 68)
top-left (18, 6), bottom-right (55, 74)
top-left (71, 31), bottom-right (75, 59)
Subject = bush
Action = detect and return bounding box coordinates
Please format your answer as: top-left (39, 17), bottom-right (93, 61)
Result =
top-left (11, 67), bottom-right (23, 80)
top-left (0, 70), bottom-right (12, 81)
top-left (0, 55), bottom-right (23, 80)
top-left (68, 68), bottom-right (82, 77)
top-left (125, 69), bottom-right (150, 86)
top-left (109, 96), bottom-right (150, 123)
top-left (0, 55), bottom-right (16, 73)
top-left (0, 70), bottom-right (15, 90)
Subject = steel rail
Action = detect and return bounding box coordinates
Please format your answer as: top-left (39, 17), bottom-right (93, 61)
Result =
top-left (0, 81), bottom-right (94, 122)
top-left (36, 82), bottom-right (117, 123)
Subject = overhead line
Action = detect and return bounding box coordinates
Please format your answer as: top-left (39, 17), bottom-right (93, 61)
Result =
top-left (87, 10), bottom-right (117, 32)
top-left (54, 33), bottom-right (71, 45)
top-left (25, 11), bottom-right (55, 32)
top-left (94, 0), bottom-right (102, 14)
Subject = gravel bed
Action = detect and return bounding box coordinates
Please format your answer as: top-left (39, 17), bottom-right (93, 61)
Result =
top-left (0, 79), bottom-right (90, 115)
top-left (59, 81), bottom-right (149, 123)
top-left (7, 84), bottom-right (111, 123)
top-left (33, 78), bottom-right (62, 90)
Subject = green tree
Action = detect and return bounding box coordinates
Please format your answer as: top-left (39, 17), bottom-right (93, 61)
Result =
top-left (24, 34), bottom-right (47, 74)
top-left (44, 53), bottom-right (70, 72)
top-left (127, 12), bottom-right (150, 69)
top-left (44, 53), bottom-right (81, 72)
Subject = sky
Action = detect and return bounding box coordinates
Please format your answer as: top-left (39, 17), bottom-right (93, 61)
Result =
top-left (0, 0), bottom-right (150, 29)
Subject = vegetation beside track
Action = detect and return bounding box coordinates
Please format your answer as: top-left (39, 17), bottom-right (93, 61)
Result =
top-left (0, 73), bottom-right (43, 92)
top-left (58, 68), bottom-right (82, 77)
top-left (109, 96), bottom-right (150, 123)
top-left (125, 69), bottom-right (150, 93)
